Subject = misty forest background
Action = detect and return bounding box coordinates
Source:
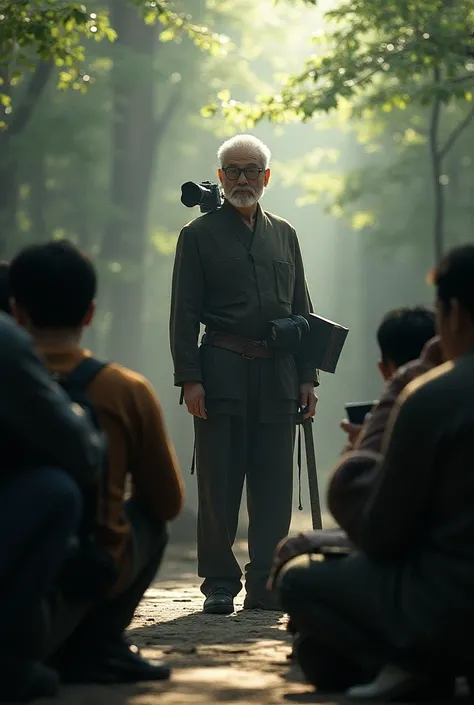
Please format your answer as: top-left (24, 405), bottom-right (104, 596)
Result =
top-left (2, 0), bottom-right (474, 536)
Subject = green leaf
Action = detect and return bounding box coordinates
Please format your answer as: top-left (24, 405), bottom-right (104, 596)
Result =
top-left (351, 211), bottom-right (375, 230)
top-left (201, 104), bottom-right (217, 117)
top-left (160, 28), bottom-right (176, 42)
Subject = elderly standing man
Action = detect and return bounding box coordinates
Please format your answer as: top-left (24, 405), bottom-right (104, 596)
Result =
top-left (170, 134), bottom-right (318, 614)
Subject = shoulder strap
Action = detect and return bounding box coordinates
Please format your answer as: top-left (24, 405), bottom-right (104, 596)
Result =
top-left (63, 357), bottom-right (108, 390)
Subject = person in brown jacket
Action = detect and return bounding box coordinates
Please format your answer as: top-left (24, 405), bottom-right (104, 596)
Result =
top-left (8, 240), bottom-right (184, 684)
top-left (275, 244), bottom-right (474, 700)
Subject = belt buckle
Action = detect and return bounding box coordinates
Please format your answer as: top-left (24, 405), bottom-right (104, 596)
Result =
top-left (242, 340), bottom-right (266, 360)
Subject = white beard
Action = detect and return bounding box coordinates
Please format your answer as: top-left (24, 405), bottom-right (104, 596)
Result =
top-left (227, 185), bottom-right (264, 209)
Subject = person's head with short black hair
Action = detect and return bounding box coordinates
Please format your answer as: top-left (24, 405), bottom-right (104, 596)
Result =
top-left (9, 240), bottom-right (97, 340)
top-left (0, 261), bottom-right (12, 316)
top-left (376, 306), bottom-right (436, 380)
top-left (434, 244), bottom-right (474, 360)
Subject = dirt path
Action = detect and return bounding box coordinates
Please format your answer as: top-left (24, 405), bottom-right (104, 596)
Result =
top-left (41, 542), bottom-right (316, 705)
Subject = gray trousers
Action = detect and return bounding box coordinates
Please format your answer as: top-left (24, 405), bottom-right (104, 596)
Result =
top-left (195, 408), bottom-right (296, 598)
top-left (279, 553), bottom-right (471, 681)
top-left (280, 554), bottom-right (389, 679)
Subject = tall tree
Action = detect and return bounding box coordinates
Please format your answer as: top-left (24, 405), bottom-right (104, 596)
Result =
top-left (0, 2), bottom-right (116, 252)
top-left (100, 0), bottom-right (184, 368)
top-left (209, 0), bottom-right (474, 264)
top-left (0, 0), bottom-right (217, 257)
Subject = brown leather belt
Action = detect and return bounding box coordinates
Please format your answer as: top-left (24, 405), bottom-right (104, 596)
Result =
top-left (202, 331), bottom-right (273, 359)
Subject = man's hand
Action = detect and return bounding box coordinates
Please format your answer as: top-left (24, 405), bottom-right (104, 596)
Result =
top-left (267, 533), bottom-right (317, 590)
top-left (274, 532), bottom-right (319, 567)
top-left (300, 382), bottom-right (318, 420)
top-left (267, 529), bottom-right (351, 590)
top-left (183, 382), bottom-right (207, 419)
top-left (340, 419), bottom-right (363, 447)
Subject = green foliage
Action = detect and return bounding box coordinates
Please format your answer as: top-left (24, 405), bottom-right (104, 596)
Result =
top-left (0, 0), bottom-right (230, 114)
top-left (1, 0), bottom-right (302, 249)
top-left (200, 0), bottom-right (474, 261)
top-left (208, 0), bottom-right (474, 123)
top-left (156, 7), bottom-right (230, 55)
top-left (0, 2), bottom-right (116, 90)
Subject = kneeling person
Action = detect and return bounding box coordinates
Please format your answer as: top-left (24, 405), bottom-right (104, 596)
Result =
top-left (8, 241), bottom-right (185, 684)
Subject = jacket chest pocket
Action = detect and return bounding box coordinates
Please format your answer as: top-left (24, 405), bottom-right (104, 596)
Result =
top-left (207, 257), bottom-right (248, 305)
top-left (273, 260), bottom-right (295, 305)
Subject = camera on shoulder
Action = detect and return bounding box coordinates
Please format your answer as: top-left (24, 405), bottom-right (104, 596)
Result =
top-left (181, 181), bottom-right (222, 213)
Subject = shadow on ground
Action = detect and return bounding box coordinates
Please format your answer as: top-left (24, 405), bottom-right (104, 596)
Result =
top-left (39, 543), bottom-right (315, 704)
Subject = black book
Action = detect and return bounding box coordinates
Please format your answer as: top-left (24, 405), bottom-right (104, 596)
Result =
top-left (306, 313), bottom-right (349, 374)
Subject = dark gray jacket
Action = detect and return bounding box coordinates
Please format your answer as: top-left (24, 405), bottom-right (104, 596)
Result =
top-left (0, 314), bottom-right (103, 486)
top-left (170, 200), bottom-right (317, 420)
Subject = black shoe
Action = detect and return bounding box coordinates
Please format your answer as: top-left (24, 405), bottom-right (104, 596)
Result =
top-left (203, 588), bottom-right (234, 615)
top-left (243, 592), bottom-right (282, 611)
top-left (1, 661), bottom-right (59, 702)
top-left (58, 640), bottom-right (170, 684)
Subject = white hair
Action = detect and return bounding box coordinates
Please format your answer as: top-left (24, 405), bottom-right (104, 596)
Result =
top-left (217, 134), bottom-right (272, 169)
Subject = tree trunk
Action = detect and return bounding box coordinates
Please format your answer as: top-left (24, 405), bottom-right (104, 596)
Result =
top-left (28, 150), bottom-right (48, 241)
top-left (0, 59), bottom-right (15, 255)
top-left (429, 68), bottom-right (444, 266)
top-left (101, 0), bottom-right (157, 371)
top-left (0, 157), bottom-right (19, 256)
top-left (0, 60), bottom-right (52, 255)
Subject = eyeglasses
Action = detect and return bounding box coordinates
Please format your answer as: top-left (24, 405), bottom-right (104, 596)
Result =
top-left (222, 167), bottom-right (264, 181)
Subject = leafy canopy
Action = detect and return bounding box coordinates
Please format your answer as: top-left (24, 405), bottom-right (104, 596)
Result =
top-left (0, 2), bottom-right (116, 70)
top-left (0, 1), bottom-right (229, 103)
top-left (205, 0), bottom-right (474, 124)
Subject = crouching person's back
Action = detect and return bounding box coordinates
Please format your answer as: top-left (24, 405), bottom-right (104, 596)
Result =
top-left (0, 273), bottom-right (105, 701)
top-left (8, 240), bottom-right (184, 685)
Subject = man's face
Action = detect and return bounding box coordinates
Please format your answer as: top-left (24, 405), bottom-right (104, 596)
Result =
top-left (218, 146), bottom-right (270, 209)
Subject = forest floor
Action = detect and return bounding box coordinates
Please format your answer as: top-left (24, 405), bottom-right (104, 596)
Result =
top-left (39, 541), bottom-right (326, 705)
top-left (39, 537), bottom-right (460, 704)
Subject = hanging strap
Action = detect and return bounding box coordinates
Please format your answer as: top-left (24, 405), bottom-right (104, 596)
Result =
top-left (59, 357), bottom-right (109, 526)
top-left (297, 422), bottom-right (303, 511)
top-left (191, 439), bottom-right (196, 476)
top-left (61, 357), bottom-right (107, 389)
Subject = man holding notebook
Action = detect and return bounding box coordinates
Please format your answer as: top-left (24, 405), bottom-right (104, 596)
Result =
top-left (170, 134), bottom-right (319, 614)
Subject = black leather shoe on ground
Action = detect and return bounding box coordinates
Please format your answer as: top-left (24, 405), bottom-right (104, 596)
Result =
top-left (203, 588), bottom-right (234, 614)
top-left (2, 662), bottom-right (59, 702)
top-left (243, 592), bottom-right (282, 611)
top-left (58, 640), bottom-right (170, 684)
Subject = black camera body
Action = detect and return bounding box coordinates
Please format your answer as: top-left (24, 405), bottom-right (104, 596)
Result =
top-left (181, 181), bottom-right (222, 213)
top-left (268, 312), bottom-right (349, 374)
